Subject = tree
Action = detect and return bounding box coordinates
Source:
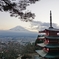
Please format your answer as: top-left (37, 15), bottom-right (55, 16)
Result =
top-left (20, 42), bottom-right (35, 55)
top-left (0, 0), bottom-right (39, 21)
top-left (0, 41), bottom-right (20, 59)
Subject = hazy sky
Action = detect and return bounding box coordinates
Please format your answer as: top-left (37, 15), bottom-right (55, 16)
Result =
top-left (0, 0), bottom-right (59, 30)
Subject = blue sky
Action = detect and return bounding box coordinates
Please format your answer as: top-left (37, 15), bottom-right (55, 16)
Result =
top-left (0, 0), bottom-right (59, 30)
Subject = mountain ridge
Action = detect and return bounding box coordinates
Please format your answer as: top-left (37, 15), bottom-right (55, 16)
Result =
top-left (0, 26), bottom-right (38, 37)
top-left (10, 26), bottom-right (29, 32)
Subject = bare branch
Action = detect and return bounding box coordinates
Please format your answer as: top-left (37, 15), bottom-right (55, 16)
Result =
top-left (0, 0), bottom-right (39, 21)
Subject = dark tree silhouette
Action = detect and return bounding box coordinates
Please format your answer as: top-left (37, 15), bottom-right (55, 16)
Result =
top-left (0, 0), bottom-right (39, 21)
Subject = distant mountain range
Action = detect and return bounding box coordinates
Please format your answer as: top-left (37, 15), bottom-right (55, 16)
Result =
top-left (0, 26), bottom-right (38, 37)
top-left (10, 26), bottom-right (29, 32)
top-left (0, 26), bottom-right (38, 43)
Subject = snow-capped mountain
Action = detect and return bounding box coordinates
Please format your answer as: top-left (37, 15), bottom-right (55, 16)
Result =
top-left (10, 26), bottom-right (29, 32)
top-left (0, 26), bottom-right (38, 43)
top-left (0, 26), bottom-right (38, 37)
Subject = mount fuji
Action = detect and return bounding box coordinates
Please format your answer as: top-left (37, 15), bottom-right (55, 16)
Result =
top-left (0, 26), bottom-right (38, 37)
top-left (0, 26), bottom-right (38, 43)
top-left (10, 26), bottom-right (29, 32)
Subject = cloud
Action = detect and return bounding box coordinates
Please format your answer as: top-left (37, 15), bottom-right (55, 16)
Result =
top-left (31, 21), bottom-right (59, 31)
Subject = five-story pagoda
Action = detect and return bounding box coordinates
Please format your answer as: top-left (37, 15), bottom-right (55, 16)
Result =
top-left (35, 11), bottom-right (59, 59)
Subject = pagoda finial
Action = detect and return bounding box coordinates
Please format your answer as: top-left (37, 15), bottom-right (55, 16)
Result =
top-left (49, 10), bottom-right (53, 28)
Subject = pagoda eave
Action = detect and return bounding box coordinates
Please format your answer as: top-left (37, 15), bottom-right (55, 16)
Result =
top-left (39, 30), bottom-right (45, 33)
top-left (44, 55), bottom-right (59, 58)
top-left (36, 50), bottom-right (47, 57)
top-left (46, 44), bottom-right (59, 48)
top-left (36, 50), bottom-right (59, 58)
top-left (38, 37), bottom-right (45, 39)
top-left (37, 43), bottom-right (47, 47)
top-left (45, 29), bottom-right (59, 32)
top-left (45, 52), bottom-right (59, 58)
top-left (45, 36), bottom-right (59, 39)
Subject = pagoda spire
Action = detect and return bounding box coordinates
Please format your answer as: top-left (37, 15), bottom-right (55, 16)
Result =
top-left (49, 10), bottom-right (53, 28)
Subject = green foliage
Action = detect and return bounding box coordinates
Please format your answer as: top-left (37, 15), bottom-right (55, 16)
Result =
top-left (0, 41), bottom-right (20, 59)
top-left (0, 41), bottom-right (36, 59)
top-left (35, 39), bottom-right (42, 50)
top-left (20, 42), bottom-right (35, 55)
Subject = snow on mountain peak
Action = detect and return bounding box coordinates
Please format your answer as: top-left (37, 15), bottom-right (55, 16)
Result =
top-left (10, 26), bottom-right (29, 32)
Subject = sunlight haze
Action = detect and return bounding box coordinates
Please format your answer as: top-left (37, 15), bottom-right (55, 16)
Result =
top-left (0, 0), bottom-right (59, 31)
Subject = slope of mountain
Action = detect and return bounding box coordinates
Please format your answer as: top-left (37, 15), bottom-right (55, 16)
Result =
top-left (10, 26), bottom-right (29, 32)
top-left (0, 26), bottom-right (38, 43)
top-left (0, 26), bottom-right (38, 37)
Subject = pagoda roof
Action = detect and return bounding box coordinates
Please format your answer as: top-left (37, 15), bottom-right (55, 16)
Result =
top-left (46, 44), bottom-right (59, 48)
top-left (39, 31), bottom-right (45, 33)
top-left (45, 28), bottom-right (59, 32)
top-left (39, 28), bottom-right (59, 33)
top-left (39, 57), bottom-right (43, 59)
top-left (37, 43), bottom-right (59, 48)
top-left (36, 57), bottom-right (43, 59)
top-left (45, 55), bottom-right (59, 58)
top-left (45, 36), bottom-right (59, 39)
top-left (37, 35), bottom-right (45, 39)
top-left (36, 50), bottom-right (47, 57)
top-left (45, 52), bottom-right (59, 58)
top-left (36, 50), bottom-right (59, 58)
top-left (38, 37), bottom-right (45, 39)
top-left (37, 43), bottom-right (47, 47)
